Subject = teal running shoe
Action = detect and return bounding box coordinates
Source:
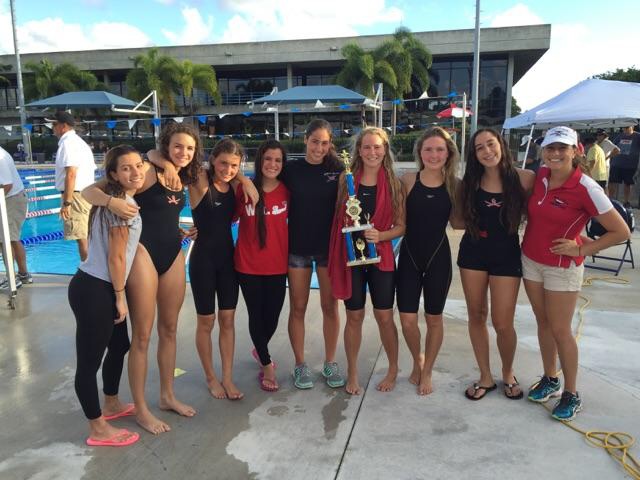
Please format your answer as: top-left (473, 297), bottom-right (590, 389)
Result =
top-left (527, 376), bottom-right (561, 403)
top-left (552, 391), bottom-right (582, 421)
top-left (322, 361), bottom-right (345, 388)
top-left (293, 363), bottom-right (313, 389)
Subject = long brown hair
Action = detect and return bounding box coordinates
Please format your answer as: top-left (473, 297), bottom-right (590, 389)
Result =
top-left (304, 119), bottom-right (340, 170)
top-left (253, 140), bottom-right (287, 249)
top-left (336, 127), bottom-right (405, 219)
top-left (413, 127), bottom-right (459, 210)
top-left (158, 122), bottom-right (202, 185)
top-left (88, 145), bottom-right (140, 238)
top-left (461, 128), bottom-right (525, 239)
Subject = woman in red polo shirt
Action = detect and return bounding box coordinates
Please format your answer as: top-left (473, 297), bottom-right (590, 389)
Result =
top-left (522, 126), bottom-right (630, 421)
top-left (235, 140), bottom-right (289, 392)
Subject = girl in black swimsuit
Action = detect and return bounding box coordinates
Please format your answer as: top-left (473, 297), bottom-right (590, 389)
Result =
top-left (83, 123), bottom-right (201, 435)
top-left (397, 127), bottom-right (460, 396)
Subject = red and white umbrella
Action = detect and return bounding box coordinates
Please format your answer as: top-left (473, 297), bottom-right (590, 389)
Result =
top-left (436, 103), bottom-right (473, 119)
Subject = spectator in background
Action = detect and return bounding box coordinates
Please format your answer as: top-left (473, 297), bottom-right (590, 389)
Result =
top-left (596, 129), bottom-right (620, 183)
top-left (0, 145), bottom-right (32, 288)
top-left (609, 125), bottom-right (640, 208)
top-left (521, 135), bottom-right (541, 172)
top-left (50, 111), bottom-right (97, 262)
top-left (584, 136), bottom-right (607, 189)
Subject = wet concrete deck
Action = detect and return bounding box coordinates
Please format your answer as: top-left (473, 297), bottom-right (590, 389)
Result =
top-left (0, 227), bottom-right (639, 480)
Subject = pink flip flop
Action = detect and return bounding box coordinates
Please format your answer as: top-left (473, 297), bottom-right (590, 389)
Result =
top-left (252, 348), bottom-right (277, 369)
top-left (258, 372), bottom-right (279, 392)
top-left (103, 403), bottom-right (136, 421)
top-left (86, 429), bottom-right (140, 447)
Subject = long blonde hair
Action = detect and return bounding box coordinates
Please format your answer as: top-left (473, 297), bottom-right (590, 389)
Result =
top-left (337, 127), bottom-right (405, 218)
top-left (413, 126), bottom-right (459, 209)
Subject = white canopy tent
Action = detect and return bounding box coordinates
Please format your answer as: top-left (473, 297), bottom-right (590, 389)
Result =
top-left (504, 79), bottom-right (640, 130)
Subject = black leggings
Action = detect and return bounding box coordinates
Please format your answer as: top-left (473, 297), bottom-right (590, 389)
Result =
top-left (189, 244), bottom-right (239, 315)
top-left (69, 270), bottom-right (130, 420)
top-left (238, 273), bottom-right (286, 366)
top-left (344, 265), bottom-right (395, 311)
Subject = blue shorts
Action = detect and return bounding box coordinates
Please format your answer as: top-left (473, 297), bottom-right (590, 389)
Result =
top-left (288, 253), bottom-right (328, 268)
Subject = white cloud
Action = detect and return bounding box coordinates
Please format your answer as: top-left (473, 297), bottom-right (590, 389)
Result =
top-left (513, 21), bottom-right (640, 111)
top-left (0, 3), bottom-right (152, 54)
top-left (217, 0), bottom-right (404, 43)
top-left (489, 3), bottom-right (543, 27)
top-left (161, 6), bottom-right (214, 45)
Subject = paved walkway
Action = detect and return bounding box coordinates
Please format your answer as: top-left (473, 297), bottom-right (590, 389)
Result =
top-left (0, 228), bottom-right (639, 480)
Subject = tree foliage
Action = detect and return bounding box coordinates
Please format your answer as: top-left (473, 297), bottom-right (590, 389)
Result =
top-left (336, 28), bottom-right (432, 100)
top-left (176, 60), bottom-right (221, 113)
top-left (126, 48), bottom-right (180, 111)
top-left (23, 59), bottom-right (102, 100)
top-left (593, 66), bottom-right (640, 83)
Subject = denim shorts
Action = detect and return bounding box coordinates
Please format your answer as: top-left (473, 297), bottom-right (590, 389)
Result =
top-left (288, 253), bottom-right (328, 268)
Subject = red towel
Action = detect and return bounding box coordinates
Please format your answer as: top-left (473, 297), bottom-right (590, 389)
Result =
top-left (328, 167), bottom-right (395, 300)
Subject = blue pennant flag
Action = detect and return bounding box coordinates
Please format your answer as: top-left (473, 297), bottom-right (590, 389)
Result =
top-left (392, 98), bottom-right (403, 105)
top-left (242, 111), bottom-right (253, 117)
top-left (339, 104), bottom-right (350, 110)
top-left (23, 123), bottom-right (33, 132)
top-left (151, 118), bottom-right (162, 127)
top-left (447, 91), bottom-right (458, 98)
top-left (291, 107), bottom-right (300, 112)
top-left (198, 115), bottom-right (207, 124)
top-left (106, 120), bottom-right (117, 129)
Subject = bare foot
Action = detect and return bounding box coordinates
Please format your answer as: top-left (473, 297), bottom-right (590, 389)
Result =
top-left (159, 396), bottom-right (196, 417)
top-left (222, 380), bottom-right (244, 400)
top-left (89, 419), bottom-right (134, 442)
top-left (417, 371), bottom-right (433, 396)
top-left (207, 378), bottom-right (227, 399)
top-left (376, 371), bottom-right (397, 392)
top-left (136, 410), bottom-right (171, 435)
top-left (102, 397), bottom-right (135, 419)
top-left (408, 353), bottom-right (425, 386)
top-left (345, 377), bottom-right (362, 395)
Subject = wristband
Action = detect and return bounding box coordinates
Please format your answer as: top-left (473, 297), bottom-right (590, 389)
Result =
top-left (106, 196), bottom-right (112, 209)
top-left (63, 201), bottom-right (72, 207)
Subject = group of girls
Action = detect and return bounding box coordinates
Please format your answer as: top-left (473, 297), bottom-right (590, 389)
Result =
top-left (69, 121), bottom-right (630, 448)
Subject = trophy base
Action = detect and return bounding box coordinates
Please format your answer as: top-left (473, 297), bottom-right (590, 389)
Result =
top-left (347, 256), bottom-right (381, 267)
top-left (342, 223), bottom-right (373, 234)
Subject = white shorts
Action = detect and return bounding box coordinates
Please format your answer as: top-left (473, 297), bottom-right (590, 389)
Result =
top-left (522, 253), bottom-right (584, 292)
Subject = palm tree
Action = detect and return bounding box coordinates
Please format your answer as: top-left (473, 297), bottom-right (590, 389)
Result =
top-left (126, 48), bottom-right (180, 111)
top-left (23, 59), bottom-right (102, 100)
top-left (392, 27), bottom-right (433, 97)
top-left (176, 60), bottom-right (221, 114)
top-left (335, 42), bottom-right (398, 98)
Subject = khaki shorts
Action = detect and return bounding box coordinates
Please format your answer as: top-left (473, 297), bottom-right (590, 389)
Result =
top-left (0, 191), bottom-right (28, 242)
top-left (522, 253), bottom-right (584, 292)
top-left (63, 192), bottom-right (91, 240)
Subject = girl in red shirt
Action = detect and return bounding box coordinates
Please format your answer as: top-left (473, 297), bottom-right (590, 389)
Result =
top-left (522, 126), bottom-right (630, 421)
top-left (235, 140), bottom-right (289, 392)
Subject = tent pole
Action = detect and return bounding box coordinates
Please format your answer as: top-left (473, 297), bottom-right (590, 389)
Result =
top-left (521, 123), bottom-right (535, 169)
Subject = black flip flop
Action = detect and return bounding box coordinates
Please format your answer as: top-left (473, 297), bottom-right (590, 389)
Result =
top-left (504, 378), bottom-right (524, 400)
top-left (464, 382), bottom-right (497, 400)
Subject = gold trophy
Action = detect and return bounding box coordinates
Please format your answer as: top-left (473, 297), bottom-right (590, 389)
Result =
top-left (340, 150), bottom-right (381, 267)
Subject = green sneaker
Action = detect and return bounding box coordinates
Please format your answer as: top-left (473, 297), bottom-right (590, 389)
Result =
top-left (527, 376), bottom-right (561, 403)
top-left (552, 391), bottom-right (583, 421)
top-left (293, 363), bottom-right (313, 389)
top-left (322, 361), bottom-right (345, 388)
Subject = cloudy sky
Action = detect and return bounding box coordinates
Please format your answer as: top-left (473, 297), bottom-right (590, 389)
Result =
top-left (0, 0), bottom-right (638, 110)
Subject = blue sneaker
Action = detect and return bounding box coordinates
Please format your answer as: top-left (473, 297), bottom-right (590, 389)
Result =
top-left (322, 361), bottom-right (345, 388)
top-left (552, 391), bottom-right (582, 421)
top-left (293, 363), bottom-right (314, 389)
top-left (527, 376), bottom-right (561, 403)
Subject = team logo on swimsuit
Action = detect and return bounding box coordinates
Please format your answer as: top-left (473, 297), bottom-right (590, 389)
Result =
top-left (426, 194), bottom-right (435, 199)
top-left (551, 196), bottom-right (568, 208)
top-left (324, 172), bottom-right (339, 182)
top-left (484, 198), bottom-right (502, 208)
top-left (166, 194), bottom-right (180, 205)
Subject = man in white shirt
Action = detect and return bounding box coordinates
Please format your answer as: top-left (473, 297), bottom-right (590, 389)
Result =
top-left (596, 129), bottom-right (620, 187)
top-left (0, 146), bottom-right (31, 287)
top-left (51, 111), bottom-right (96, 261)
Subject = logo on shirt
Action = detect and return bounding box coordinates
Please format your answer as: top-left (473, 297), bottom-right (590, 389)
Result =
top-left (324, 172), bottom-right (339, 182)
top-left (214, 201), bottom-right (222, 207)
top-left (484, 198), bottom-right (502, 208)
top-left (426, 194), bottom-right (435, 199)
top-left (551, 196), bottom-right (568, 209)
top-left (166, 194), bottom-right (180, 205)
